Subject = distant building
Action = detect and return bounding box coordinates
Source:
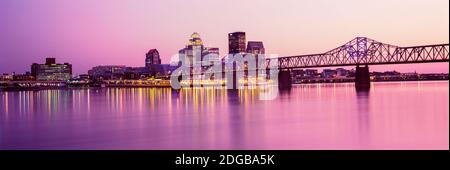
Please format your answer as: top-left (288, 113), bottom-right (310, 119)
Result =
top-left (88, 65), bottom-right (126, 80)
top-left (123, 67), bottom-right (150, 80)
top-left (122, 65), bottom-right (178, 80)
top-left (79, 74), bottom-right (90, 80)
top-left (322, 69), bottom-right (337, 78)
top-left (0, 73), bottom-right (13, 81)
top-left (246, 41), bottom-right (265, 55)
top-left (228, 32), bottom-right (246, 54)
top-left (31, 58), bottom-right (72, 81)
top-left (13, 72), bottom-right (35, 81)
top-left (304, 69), bottom-right (318, 78)
top-left (336, 68), bottom-right (349, 77)
top-left (145, 49), bottom-right (161, 67)
top-left (147, 64), bottom-right (179, 78)
top-left (291, 69), bottom-right (305, 79)
top-left (88, 64), bottom-right (178, 80)
top-left (179, 32), bottom-right (220, 67)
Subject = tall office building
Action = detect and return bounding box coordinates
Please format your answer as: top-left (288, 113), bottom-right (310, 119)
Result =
top-left (228, 32), bottom-right (246, 54)
top-left (145, 49), bottom-right (161, 67)
top-left (246, 41), bottom-right (265, 55)
top-left (31, 58), bottom-right (72, 81)
top-left (179, 32), bottom-right (220, 66)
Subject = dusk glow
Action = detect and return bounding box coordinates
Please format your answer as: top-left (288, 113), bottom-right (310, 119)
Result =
top-left (0, 0), bottom-right (448, 74)
top-left (0, 1), bottom-right (449, 166)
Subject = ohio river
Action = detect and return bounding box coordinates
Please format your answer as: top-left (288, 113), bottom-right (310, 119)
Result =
top-left (0, 81), bottom-right (448, 150)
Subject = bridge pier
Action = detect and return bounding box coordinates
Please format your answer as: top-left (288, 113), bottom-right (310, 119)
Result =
top-left (278, 70), bottom-right (292, 89)
top-left (355, 65), bottom-right (371, 90)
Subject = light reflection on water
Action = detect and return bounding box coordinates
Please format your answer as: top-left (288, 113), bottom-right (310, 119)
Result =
top-left (0, 81), bottom-right (448, 150)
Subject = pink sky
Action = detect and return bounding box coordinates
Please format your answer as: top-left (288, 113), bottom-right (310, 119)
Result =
top-left (0, 0), bottom-right (448, 75)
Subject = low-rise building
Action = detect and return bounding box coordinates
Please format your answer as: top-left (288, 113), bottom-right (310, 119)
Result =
top-left (88, 65), bottom-right (127, 80)
top-left (31, 58), bottom-right (72, 81)
top-left (0, 73), bottom-right (13, 81)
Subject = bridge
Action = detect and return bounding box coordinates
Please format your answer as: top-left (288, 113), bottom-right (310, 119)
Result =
top-left (263, 37), bottom-right (449, 89)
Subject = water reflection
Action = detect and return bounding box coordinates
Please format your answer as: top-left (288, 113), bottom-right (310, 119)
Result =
top-left (278, 87), bottom-right (292, 98)
top-left (355, 88), bottom-right (371, 148)
top-left (0, 81), bottom-right (448, 149)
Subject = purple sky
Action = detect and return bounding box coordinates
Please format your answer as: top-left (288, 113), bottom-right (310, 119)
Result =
top-left (0, 0), bottom-right (448, 75)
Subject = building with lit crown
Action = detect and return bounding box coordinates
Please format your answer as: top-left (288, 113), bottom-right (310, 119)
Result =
top-left (179, 32), bottom-right (220, 67)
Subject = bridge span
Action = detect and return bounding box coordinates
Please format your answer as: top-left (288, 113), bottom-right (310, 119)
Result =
top-left (264, 37), bottom-right (449, 89)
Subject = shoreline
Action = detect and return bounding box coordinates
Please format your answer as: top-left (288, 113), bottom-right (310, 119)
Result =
top-left (292, 78), bottom-right (450, 85)
top-left (1, 79), bottom-right (448, 92)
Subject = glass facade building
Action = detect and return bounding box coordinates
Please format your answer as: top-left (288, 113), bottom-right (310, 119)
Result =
top-left (228, 32), bottom-right (246, 54)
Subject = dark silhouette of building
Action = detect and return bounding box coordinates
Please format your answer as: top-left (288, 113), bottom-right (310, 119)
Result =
top-left (145, 49), bottom-right (161, 67)
top-left (246, 41), bottom-right (265, 54)
top-left (45, 58), bottom-right (56, 65)
top-left (228, 32), bottom-right (246, 54)
top-left (31, 58), bottom-right (72, 81)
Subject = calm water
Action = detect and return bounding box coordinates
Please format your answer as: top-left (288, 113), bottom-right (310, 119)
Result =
top-left (0, 81), bottom-right (448, 150)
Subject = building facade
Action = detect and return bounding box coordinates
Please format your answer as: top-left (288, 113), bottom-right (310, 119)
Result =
top-left (0, 73), bottom-right (13, 81)
top-left (88, 65), bottom-right (178, 80)
top-left (88, 65), bottom-right (127, 80)
top-left (228, 32), bottom-right (246, 54)
top-left (145, 49), bottom-right (161, 67)
top-left (322, 69), bottom-right (338, 78)
top-left (31, 58), bottom-right (72, 81)
top-left (246, 41), bottom-right (265, 55)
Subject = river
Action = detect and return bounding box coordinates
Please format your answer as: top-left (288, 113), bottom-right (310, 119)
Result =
top-left (0, 81), bottom-right (448, 150)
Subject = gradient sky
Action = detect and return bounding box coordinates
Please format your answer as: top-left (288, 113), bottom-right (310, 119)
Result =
top-left (0, 0), bottom-right (448, 75)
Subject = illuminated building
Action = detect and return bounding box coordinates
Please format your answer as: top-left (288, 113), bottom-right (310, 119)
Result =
top-left (228, 32), bottom-right (246, 54)
top-left (179, 32), bottom-right (220, 67)
top-left (0, 73), bottom-right (13, 81)
top-left (31, 58), bottom-right (72, 81)
top-left (88, 65), bottom-right (177, 80)
top-left (13, 72), bottom-right (35, 81)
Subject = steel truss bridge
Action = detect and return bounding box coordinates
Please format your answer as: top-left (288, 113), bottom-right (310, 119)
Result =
top-left (265, 37), bottom-right (449, 69)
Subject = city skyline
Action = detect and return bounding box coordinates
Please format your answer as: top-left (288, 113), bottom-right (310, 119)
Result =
top-left (0, 0), bottom-right (449, 75)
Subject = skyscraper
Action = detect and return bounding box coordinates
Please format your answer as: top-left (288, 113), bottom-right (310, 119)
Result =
top-left (246, 41), bottom-right (265, 55)
top-left (228, 32), bottom-right (246, 54)
top-left (179, 32), bottom-right (219, 66)
top-left (145, 49), bottom-right (161, 67)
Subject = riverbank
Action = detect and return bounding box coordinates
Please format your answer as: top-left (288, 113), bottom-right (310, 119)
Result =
top-left (1, 79), bottom-right (449, 91)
